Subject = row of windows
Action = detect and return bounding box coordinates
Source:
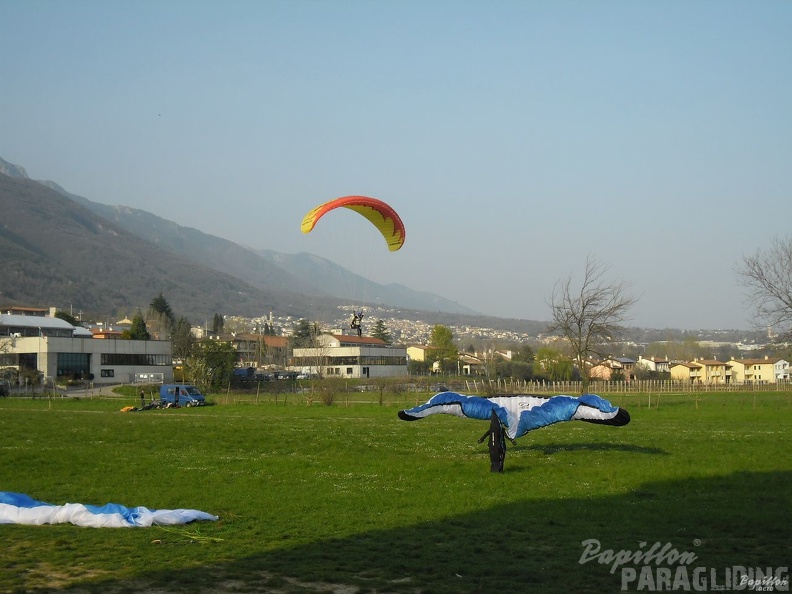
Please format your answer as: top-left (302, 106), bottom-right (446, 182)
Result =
top-left (2, 352), bottom-right (169, 367)
top-left (360, 356), bottom-right (407, 365)
top-left (0, 327), bottom-right (73, 338)
top-left (325, 367), bottom-right (370, 376)
top-left (100, 354), bottom-right (171, 366)
top-left (292, 356), bottom-right (407, 367)
top-left (60, 356), bottom-right (168, 376)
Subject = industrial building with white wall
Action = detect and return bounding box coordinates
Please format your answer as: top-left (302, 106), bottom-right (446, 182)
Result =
top-left (291, 333), bottom-right (407, 378)
top-left (1, 312), bottom-right (173, 386)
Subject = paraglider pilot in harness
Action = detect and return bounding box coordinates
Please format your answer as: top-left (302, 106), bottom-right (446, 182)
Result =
top-left (478, 410), bottom-right (507, 473)
top-left (350, 310), bottom-right (364, 337)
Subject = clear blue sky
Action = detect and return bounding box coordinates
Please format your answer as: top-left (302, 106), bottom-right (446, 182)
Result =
top-left (2, 0), bottom-right (791, 330)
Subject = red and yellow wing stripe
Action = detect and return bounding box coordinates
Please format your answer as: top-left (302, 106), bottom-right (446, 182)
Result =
top-left (300, 195), bottom-right (406, 252)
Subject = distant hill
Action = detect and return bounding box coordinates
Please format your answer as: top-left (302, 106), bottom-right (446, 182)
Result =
top-left (38, 179), bottom-right (323, 299)
top-left (0, 156), bottom-right (480, 322)
top-left (255, 249), bottom-right (479, 315)
top-left (0, 172), bottom-right (310, 321)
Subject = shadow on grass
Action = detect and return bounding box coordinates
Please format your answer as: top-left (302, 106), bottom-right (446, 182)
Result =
top-left (519, 442), bottom-right (670, 456)
top-left (42, 471), bottom-right (791, 594)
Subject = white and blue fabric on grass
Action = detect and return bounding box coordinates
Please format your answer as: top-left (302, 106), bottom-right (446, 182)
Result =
top-left (398, 391), bottom-right (630, 439)
top-left (0, 492), bottom-right (218, 528)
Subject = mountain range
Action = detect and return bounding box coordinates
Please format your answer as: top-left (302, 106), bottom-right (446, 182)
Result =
top-left (0, 157), bottom-right (486, 326)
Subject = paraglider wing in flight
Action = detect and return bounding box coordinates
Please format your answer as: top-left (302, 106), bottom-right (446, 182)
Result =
top-left (300, 195), bottom-right (406, 252)
top-left (398, 391), bottom-right (630, 440)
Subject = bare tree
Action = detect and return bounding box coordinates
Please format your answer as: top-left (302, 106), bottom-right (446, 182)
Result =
top-left (547, 255), bottom-right (638, 393)
top-left (0, 338), bottom-right (16, 393)
top-left (737, 235), bottom-right (792, 340)
top-left (291, 319), bottom-right (329, 378)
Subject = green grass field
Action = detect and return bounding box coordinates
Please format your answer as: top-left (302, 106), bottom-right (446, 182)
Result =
top-left (1, 390), bottom-right (790, 593)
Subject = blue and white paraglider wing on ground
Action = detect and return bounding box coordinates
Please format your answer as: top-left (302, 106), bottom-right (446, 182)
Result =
top-left (0, 492), bottom-right (218, 528)
top-left (398, 391), bottom-right (630, 439)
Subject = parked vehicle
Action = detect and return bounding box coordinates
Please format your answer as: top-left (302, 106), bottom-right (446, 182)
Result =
top-left (272, 371), bottom-right (298, 380)
top-left (159, 384), bottom-right (206, 406)
top-left (232, 367), bottom-right (256, 381)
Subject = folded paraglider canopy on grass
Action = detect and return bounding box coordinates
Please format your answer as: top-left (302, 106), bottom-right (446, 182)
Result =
top-left (0, 492), bottom-right (218, 528)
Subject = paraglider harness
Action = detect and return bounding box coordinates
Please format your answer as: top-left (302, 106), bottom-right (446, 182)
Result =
top-left (350, 310), bottom-right (364, 337)
top-left (478, 410), bottom-right (511, 473)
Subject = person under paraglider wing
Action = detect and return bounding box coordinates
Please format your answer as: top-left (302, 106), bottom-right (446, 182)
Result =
top-left (398, 391), bottom-right (630, 472)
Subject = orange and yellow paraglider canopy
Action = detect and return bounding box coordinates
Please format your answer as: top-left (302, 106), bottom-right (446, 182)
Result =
top-left (300, 196), bottom-right (406, 252)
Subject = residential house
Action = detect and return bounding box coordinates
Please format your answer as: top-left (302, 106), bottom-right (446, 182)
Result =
top-left (459, 353), bottom-right (485, 376)
top-left (636, 355), bottom-right (671, 373)
top-left (91, 328), bottom-right (124, 339)
top-left (589, 360), bottom-right (621, 381)
top-left (406, 345), bottom-right (429, 362)
top-left (227, 333), bottom-right (290, 368)
top-left (2, 306), bottom-right (49, 317)
top-left (589, 356), bottom-right (636, 382)
top-left (671, 359), bottom-right (729, 385)
top-left (694, 359), bottom-right (729, 385)
top-left (670, 362), bottom-right (703, 383)
top-left (727, 356), bottom-right (790, 384)
top-left (775, 358), bottom-right (791, 381)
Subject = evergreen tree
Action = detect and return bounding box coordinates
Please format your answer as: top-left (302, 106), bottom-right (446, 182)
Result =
top-left (512, 345), bottom-right (535, 363)
top-left (149, 293), bottom-right (176, 326)
top-left (291, 319), bottom-right (322, 348)
top-left (212, 313), bottom-right (224, 334)
top-left (129, 313), bottom-right (151, 341)
top-left (146, 293), bottom-right (176, 339)
top-left (370, 319), bottom-right (392, 344)
top-left (54, 310), bottom-right (80, 326)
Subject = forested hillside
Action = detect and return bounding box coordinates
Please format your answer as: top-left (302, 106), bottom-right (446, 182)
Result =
top-left (0, 173), bottom-right (308, 321)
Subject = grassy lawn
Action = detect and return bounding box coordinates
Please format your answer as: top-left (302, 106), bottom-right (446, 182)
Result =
top-left (1, 390), bottom-right (790, 593)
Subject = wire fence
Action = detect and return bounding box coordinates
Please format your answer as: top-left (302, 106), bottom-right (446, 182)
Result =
top-left (461, 378), bottom-right (792, 395)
